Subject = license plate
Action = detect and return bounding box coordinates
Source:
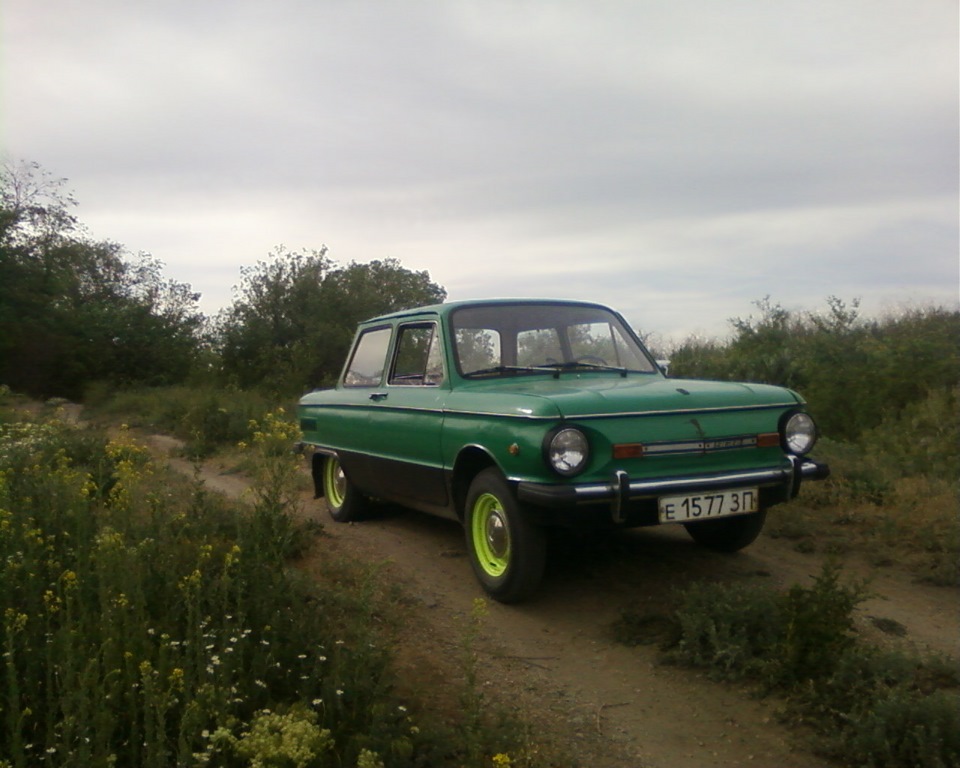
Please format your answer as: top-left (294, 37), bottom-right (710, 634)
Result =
top-left (658, 487), bottom-right (759, 523)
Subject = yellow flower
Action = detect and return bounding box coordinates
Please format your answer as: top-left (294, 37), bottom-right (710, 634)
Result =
top-left (43, 590), bottom-right (62, 613)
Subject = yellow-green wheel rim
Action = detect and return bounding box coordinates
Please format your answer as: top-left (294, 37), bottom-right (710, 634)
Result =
top-left (471, 492), bottom-right (510, 577)
top-left (323, 457), bottom-right (347, 509)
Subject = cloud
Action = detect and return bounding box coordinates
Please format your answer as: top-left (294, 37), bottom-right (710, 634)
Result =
top-left (2, 0), bottom-right (956, 341)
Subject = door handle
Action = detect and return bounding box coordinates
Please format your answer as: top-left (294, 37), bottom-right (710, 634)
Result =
top-left (369, 392), bottom-right (388, 402)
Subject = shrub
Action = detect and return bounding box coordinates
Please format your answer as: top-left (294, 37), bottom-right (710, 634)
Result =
top-left (669, 298), bottom-right (960, 444)
top-left (667, 563), bottom-right (864, 686)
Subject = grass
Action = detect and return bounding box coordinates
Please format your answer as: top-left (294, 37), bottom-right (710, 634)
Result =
top-left (765, 438), bottom-right (959, 586)
top-left (614, 564), bottom-right (960, 768)
top-left (83, 383), bottom-right (288, 459)
top-left (0, 402), bottom-right (549, 768)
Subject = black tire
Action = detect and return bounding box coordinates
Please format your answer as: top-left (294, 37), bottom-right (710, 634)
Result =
top-left (464, 468), bottom-right (547, 603)
top-left (321, 454), bottom-right (370, 523)
top-left (683, 510), bottom-right (767, 552)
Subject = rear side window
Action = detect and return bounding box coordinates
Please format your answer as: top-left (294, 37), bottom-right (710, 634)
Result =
top-left (343, 327), bottom-right (392, 387)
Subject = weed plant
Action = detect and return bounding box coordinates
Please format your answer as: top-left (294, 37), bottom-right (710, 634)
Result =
top-left (0, 412), bottom-right (421, 766)
top-left (616, 564), bottom-right (960, 767)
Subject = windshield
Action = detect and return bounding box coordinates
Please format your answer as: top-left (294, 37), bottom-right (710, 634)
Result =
top-left (451, 303), bottom-right (658, 378)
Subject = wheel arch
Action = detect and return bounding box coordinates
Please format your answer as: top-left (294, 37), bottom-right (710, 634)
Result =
top-left (309, 447), bottom-right (336, 499)
top-left (451, 445), bottom-right (501, 521)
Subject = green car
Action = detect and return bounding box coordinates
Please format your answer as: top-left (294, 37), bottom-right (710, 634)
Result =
top-left (297, 299), bottom-right (829, 602)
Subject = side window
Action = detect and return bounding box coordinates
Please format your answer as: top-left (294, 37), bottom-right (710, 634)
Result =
top-left (424, 329), bottom-right (444, 385)
top-left (390, 323), bottom-right (445, 386)
top-left (343, 327), bottom-right (392, 387)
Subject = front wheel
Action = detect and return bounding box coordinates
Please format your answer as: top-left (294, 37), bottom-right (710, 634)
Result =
top-left (464, 468), bottom-right (547, 603)
top-left (322, 454), bottom-right (370, 523)
top-left (683, 510), bottom-right (767, 552)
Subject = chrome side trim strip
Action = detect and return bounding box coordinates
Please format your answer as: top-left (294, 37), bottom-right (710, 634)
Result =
top-left (304, 401), bottom-right (796, 421)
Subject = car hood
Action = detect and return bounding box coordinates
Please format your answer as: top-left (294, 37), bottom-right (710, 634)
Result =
top-left (450, 375), bottom-right (802, 419)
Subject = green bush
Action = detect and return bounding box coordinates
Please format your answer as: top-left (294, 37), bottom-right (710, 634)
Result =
top-left (669, 298), bottom-right (960, 444)
top-left (667, 564), bottom-right (864, 686)
top-left (669, 579), bottom-right (783, 679)
top-left (795, 648), bottom-right (960, 767)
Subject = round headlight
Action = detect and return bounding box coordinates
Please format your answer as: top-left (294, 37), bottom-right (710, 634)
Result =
top-left (546, 427), bottom-right (589, 476)
top-left (783, 412), bottom-right (817, 455)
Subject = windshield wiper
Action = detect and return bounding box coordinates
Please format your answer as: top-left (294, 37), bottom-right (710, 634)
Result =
top-left (543, 361), bottom-right (629, 377)
top-left (465, 365), bottom-right (559, 377)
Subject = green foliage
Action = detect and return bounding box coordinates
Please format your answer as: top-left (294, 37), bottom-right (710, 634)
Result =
top-left (668, 580), bottom-right (783, 679)
top-left (860, 386), bottom-right (959, 481)
top-left (628, 565), bottom-right (959, 768)
top-left (667, 564), bottom-right (865, 686)
top-left (85, 384), bottom-right (283, 458)
top-left (796, 650), bottom-right (960, 768)
top-left (215, 248), bottom-right (447, 393)
top-left (669, 296), bottom-right (960, 443)
top-left (774, 565), bottom-right (864, 686)
top-left (0, 161), bottom-right (205, 399)
top-left (0, 415), bottom-right (417, 766)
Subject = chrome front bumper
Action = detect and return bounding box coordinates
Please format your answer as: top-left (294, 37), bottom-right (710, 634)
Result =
top-left (516, 458), bottom-right (830, 519)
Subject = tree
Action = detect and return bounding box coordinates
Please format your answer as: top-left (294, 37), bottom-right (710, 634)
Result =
top-left (0, 160), bottom-right (205, 398)
top-left (215, 249), bottom-right (447, 392)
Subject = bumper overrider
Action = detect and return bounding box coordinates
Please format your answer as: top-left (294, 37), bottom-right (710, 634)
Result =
top-left (517, 457), bottom-right (830, 522)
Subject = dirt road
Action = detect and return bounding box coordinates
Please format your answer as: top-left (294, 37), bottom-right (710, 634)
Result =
top-left (155, 437), bottom-right (959, 767)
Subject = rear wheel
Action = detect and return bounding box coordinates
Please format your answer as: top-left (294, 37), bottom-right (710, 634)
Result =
top-left (322, 454), bottom-right (370, 522)
top-left (683, 510), bottom-right (767, 552)
top-left (464, 468), bottom-right (547, 603)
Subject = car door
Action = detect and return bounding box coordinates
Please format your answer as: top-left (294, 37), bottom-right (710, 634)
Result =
top-left (362, 321), bottom-right (449, 509)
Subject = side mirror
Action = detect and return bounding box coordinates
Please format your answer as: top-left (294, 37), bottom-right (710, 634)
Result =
top-left (656, 359), bottom-right (671, 376)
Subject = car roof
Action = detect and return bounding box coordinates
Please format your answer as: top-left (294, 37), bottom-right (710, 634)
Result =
top-left (359, 298), bottom-right (615, 326)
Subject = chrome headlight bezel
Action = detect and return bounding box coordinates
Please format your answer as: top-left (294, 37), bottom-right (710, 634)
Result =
top-left (544, 426), bottom-right (590, 477)
top-left (781, 410), bottom-right (818, 456)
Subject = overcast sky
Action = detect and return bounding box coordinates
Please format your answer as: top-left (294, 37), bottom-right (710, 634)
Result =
top-left (3, 1), bottom-right (957, 342)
